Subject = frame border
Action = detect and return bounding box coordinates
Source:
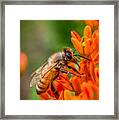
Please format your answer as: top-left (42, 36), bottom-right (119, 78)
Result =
top-left (0, 0), bottom-right (118, 119)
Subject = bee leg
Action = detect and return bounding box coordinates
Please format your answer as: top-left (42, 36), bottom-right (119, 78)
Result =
top-left (60, 69), bottom-right (80, 93)
top-left (73, 49), bottom-right (76, 54)
top-left (60, 69), bottom-right (79, 77)
top-left (50, 82), bottom-right (59, 99)
top-left (66, 64), bottom-right (83, 75)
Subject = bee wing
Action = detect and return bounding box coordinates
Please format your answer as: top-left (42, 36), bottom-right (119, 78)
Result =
top-left (30, 62), bottom-right (58, 87)
top-left (30, 62), bottom-right (48, 87)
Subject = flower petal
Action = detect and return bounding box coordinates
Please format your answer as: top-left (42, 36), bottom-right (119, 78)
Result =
top-left (92, 84), bottom-right (99, 100)
top-left (53, 80), bottom-right (64, 92)
top-left (78, 92), bottom-right (89, 100)
top-left (85, 20), bottom-right (99, 31)
top-left (71, 31), bottom-right (81, 41)
top-left (64, 90), bottom-right (72, 100)
top-left (81, 82), bottom-right (94, 100)
top-left (71, 76), bottom-right (81, 93)
top-left (57, 76), bottom-right (73, 91)
top-left (92, 30), bottom-right (99, 50)
top-left (40, 93), bottom-right (49, 100)
top-left (92, 20), bottom-right (99, 30)
top-left (85, 20), bottom-right (93, 29)
top-left (89, 61), bottom-right (95, 82)
top-left (58, 91), bottom-right (64, 100)
top-left (90, 48), bottom-right (99, 65)
top-left (71, 37), bottom-right (83, 54)
top-left (94, 67), bottom-right (99, 85)
top-left (84, 25), bottom-right (92, 39)
top-left (84, 38), bottom-right (93, 56)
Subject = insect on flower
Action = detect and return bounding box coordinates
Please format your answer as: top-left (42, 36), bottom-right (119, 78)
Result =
top-left (30, 47), bottom-right (87, 99)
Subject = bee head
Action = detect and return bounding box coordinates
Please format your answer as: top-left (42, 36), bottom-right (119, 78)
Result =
top-left (63, 47), bottom-right (73, 61)
top-left (63, 47), bottom-right (80, 69)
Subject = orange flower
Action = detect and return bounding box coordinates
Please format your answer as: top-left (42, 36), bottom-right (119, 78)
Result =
top-left (85, 20), bottom-right (99, 31)
top-left (83, 25), bottom-right (92, 39)
top-left (92, 29), bottom-right (99, 50)
top-left (39, 22), bottom-right (99, 100)
top-left (71, 33), bottom-right (83, 55)
top-left (57, 74), bottom-right (73, 91)
top-left (39, 74), bottom-right (74, 100)
top-left (20, 51), bottom-right (28, 75)
top-left (70, 25), bottom-right (99, 100)
top-left (71, 76), bottom-right (81, 93)
top-left (64, 90), bottom-right (72, 100)
top-left (58, 91), bottom-right (64, 100)
top-left (94, 67), bottom-right (99, 85)
top-left (81, 81), bottom-right (95, 100)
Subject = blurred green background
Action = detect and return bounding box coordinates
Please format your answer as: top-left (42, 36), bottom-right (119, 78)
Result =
top-left (20, 20), bottom-right (86, 100)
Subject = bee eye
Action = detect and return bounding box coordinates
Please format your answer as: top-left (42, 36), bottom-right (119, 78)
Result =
top-left (66, 51), bottom-right (72, 60)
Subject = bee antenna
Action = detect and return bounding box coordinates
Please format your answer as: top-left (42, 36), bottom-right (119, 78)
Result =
top-left (63, 48), bottom-right (66, 52)
top-left (63, 47), bottom-right (70, 52)
top-left (74, 54), bottom-right (90, 61)
top-left (73, 49), bottom-right (76, 54)
top-left (74, 54), bottom-right (80, 56)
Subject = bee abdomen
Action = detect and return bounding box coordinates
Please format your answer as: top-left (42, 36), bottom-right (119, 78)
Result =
top-left (36, 79), bottom-right (49, 94)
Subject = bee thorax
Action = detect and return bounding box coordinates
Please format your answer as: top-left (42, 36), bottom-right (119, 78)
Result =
top-left (48, 52), bottom-right (64, 64)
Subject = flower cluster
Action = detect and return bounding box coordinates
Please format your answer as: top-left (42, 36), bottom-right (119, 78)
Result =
top-left (39, 21), bottom-right (99, 100)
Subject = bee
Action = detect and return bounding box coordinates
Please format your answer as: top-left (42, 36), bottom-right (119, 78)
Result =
top-left (30, 47), bottom-right (88, 99)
